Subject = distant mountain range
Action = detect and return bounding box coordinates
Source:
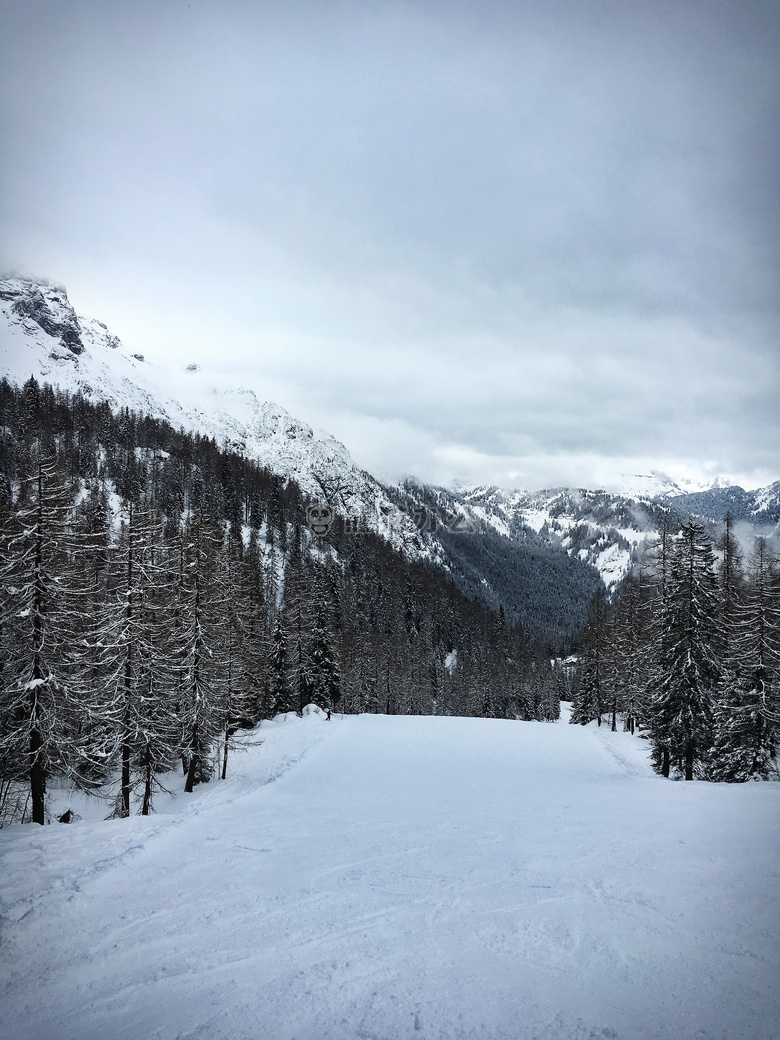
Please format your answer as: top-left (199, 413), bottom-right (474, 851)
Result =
top-left (2, 275), bottom-right (778, 645)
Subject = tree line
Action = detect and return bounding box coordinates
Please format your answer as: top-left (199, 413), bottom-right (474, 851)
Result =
top-left (570, 512), bottom-right (780, 780)
top-left (0, 377), bottom-right (559, 825)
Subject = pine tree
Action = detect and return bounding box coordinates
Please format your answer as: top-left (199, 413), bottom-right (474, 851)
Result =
top-left (709, 538), bottom-right (779, 780)
top-left (570, 590), bottom-right (608, 726)
top-left (608, 573), bottom-right (650, 734)
top-left (269, 612), bottom-right (291, 716)
top-left (0, 454), bottom-right (111, 823)
top-left (307, 569), bottom-right (341, 713)
top-left (716, 513), bottom-right (744, 661)
top-left (647, 520), bottom-right (720, 780)
top-left (214, 531), bottom-right (260, 779)
top-left (641, 510), bottom-right (678, 774)
top-left (172, 510), bottom-right (222, 793)
top-left (283, 524), bottom-right (314, 716)
top-left (99, 500), bottom-right (176, 816)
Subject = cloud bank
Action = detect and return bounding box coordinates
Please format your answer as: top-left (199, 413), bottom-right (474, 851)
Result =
top-left (1, 0), bottom-right (778, 490)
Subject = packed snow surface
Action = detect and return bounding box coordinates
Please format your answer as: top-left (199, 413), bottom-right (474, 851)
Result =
top-left (1, 711), bottom-right (778, 1040)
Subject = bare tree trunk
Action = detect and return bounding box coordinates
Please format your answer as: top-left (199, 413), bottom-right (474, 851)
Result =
top-left (221, 724), bottom-right (229, 780)
top-left (141, 758), bottom-right (152, 816)
top-left (121, 735), bottom-right (131, 816)
top-left (685, 744), bottom-right (694, 781)
top-left (184, 723), bottom-right (199, 793)
top-left (30, 726), bottom-right (45, 825)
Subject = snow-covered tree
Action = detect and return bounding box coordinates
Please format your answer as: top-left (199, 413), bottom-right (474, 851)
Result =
top-left (307, 569), bottom-right (341, 713)
top-left (716, 513), bottom-right (744, 661)
top-left (608, 573), bottom-right (650, 734)
top-left (571, 590), bottom-right (608, 726)
top-left (0, 454), bottom-right (111, 823)
top-left (269, 612), bottom-right (291, 716)
top-left (213, 531), bottom-right (261, 780)
top-left (171, 510), bottom-right (223, 793)
top-left (283, 524), bottom-right (314, 716)
top-left (647, 520), bottom-right (720, 780)
top-left (708, 538), bottom-right (779, 781)
top-left (100, 500), bottom-right (177, 816)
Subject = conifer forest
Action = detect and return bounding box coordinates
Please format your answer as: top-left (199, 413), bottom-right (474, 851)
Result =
top-left (1, 377), bottom-right (778, 829)
top-left (0, 378), bottom-right (558, 826)
top-left (570, 514), bottom-right (780, 781)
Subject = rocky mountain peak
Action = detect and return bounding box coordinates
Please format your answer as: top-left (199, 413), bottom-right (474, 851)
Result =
top-left (0, 278), bottom-right (436, 561)
top-left (0, 276), bottom-right (85, 357)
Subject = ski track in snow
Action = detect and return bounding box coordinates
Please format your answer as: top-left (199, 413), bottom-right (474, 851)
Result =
top-left (0, 712), bottom-right (778, 1040)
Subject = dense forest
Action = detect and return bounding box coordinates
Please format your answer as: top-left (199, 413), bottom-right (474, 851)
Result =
top-left (391, 480), bottom-right (606, 651)
top-left (0, 377), bottom-right (560, 826)
top-left (570, 513), bottom-right (780, 781)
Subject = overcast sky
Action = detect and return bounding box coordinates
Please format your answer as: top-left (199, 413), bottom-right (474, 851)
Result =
top-left (1, 0), bottom-right (778, 491)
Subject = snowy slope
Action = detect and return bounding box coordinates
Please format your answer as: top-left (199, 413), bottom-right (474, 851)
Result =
top-left (615, 471), bottom-right (729, 499)
top-left (1, 276), bottom-right (598, 637)
top-left (1, 710), bottom-right (778, 1040)
top-left (0, 276), bottom-right (436, 559)
top-left (451, 484), bottom-right (663, 592)
top-left (667, 481), bottom-right (780, 526)
top-left (451, 479), bottom-right (780, 591)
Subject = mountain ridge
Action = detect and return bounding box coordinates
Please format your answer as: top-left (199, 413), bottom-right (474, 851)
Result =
top-left (2, 275), bottom-right (777, 637)
top-left (0, 275), bottom-right (444, 561)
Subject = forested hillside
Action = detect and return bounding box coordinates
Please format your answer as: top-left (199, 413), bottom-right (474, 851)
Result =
top-left (0, 377), bottom-right (559, 826)
top-left (1, 275), bottom-right (606, 651)
top-left (570, 514), bottom-right (780, 781)
top-left (388, 479), bottom-right (605, 649)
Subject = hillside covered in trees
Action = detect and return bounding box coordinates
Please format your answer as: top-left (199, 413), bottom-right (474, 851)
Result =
top-left (570, 513), bottom-right (780, 781)
top-left (0, 377), bottom-right (560, 826)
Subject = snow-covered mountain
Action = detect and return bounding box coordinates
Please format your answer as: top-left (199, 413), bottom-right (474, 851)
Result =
top-left (666, 482), bottom-right (780, 526)
top-left (0, 275), bottom-right (443, 561)
top-left (615, 471), bottom-right (731, 500)
top-left (449, 478), bottom-right (780, 592)
top-left (446, 485), bottom-right (662, 591)
top-left (2, 276), bottom-right (777, 611)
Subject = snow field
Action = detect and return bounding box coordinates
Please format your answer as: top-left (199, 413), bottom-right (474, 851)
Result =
top-left (0, 709), bottom-right (778, 1040)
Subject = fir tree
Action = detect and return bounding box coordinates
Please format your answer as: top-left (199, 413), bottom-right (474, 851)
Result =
top-left (709, 538), bottom-right (779, 780)
top-left (269, 613), bottom-right (291, 716)
top-left (102, 501), bottom-right (176, 815)
top-left (570, 590), bottom-right (608, 726)
top-left (173, 511), bottom-right (222, 793)
top-left (307, 570), bottom-right (341, 712)
top-left (608, 573), bottom-right (650, 734)
top-left (214, 531), bottom-right (260, 779)
top-left (647, 520), bottom-right (720, 780)
top-left (716, 513), bottom-right (744, 661)
top-left (0, 454), bottom-right (111, 822)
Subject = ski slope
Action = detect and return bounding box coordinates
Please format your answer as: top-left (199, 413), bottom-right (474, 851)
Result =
top-left (1, 710), bottom-right (778, 1040)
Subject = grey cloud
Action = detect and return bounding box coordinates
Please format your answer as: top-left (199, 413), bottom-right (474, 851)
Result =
top-left (1, 0), bottom-right (778, 491)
